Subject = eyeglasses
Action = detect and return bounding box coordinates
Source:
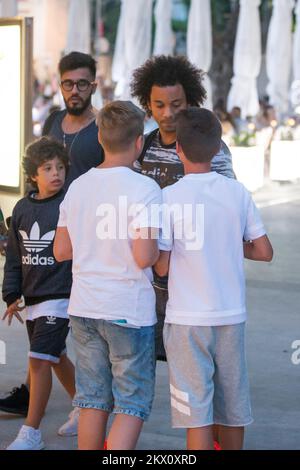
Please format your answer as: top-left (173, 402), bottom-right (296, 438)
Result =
top-left (60, 79), bottom-right (96, 92)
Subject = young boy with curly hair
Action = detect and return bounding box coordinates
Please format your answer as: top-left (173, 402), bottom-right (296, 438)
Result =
top-left (2, 137), bottom-right (75, 450)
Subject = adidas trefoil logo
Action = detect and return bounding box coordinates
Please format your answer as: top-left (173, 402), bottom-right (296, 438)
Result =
top-left (20, 222), bottom-right (55, 253)
top-left (46, 316), bottom-right (57, 325)
top-left (20, 222), bottom-right (55, 266)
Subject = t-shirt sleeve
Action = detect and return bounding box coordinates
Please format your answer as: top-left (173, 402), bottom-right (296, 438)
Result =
top-left (158, 188), bottom-right (173, 252)
top-left (131, 182), bottom-right (162, 230)
top-left (244, 195), bottom-right (266, 241)
top-left (211, 140), bottom-right (235, 179)
top-left (57, 193), bottom-right (69, 228)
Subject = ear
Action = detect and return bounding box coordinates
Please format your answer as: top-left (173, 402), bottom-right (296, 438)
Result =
top-left (98, 129), bottom-right (102, 145)
top-left (147, 101), bottom-right (152, 117)
top-left (136, 134), bottom-right (144, 153)
top-left (92, 81), bottom-right (98, 95)
top-left (176, 142), bottom-right (185, 163)
top-left (176, 141), bottom-right (183, 156)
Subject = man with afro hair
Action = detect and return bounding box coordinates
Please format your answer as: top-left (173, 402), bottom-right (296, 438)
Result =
top-left (130, 55), bottom-right (235, 361)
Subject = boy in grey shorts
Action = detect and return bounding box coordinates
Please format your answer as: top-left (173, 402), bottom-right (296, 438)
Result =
top-left (155, 108), bottom-right (273, 450)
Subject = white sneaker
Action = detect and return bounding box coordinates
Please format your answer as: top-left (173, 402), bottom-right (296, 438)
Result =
top-left (57, 407), bottom-right (80, 436)
top-left (6, 425), bottom-right (45, 450)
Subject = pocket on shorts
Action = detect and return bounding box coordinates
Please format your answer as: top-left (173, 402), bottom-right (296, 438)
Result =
top-left (69, 316), bottom-right (93, 346)
top-left (108, 325), bottom-right (154, 360)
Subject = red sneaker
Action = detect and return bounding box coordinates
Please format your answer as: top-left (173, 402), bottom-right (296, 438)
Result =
top-left (214, 440), bottom-right (222, 451)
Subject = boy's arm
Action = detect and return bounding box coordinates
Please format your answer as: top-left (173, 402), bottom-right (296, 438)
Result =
top-left (244, 235), bottom-right (273, 262)
top-left (243, 193), bottom-right (273, 262)
top-left (154, 251), bottom-right (171, 277)
top-left (2, 212), bottom-right (23, 308)
top-left (131, 183), bottom-right (162, 269)
top-left (53, 227), bottom-right (73, 262)
top-left (54, 191), bottom-right (72, 262)
top-left (132, 227), bottom-right (159, 269)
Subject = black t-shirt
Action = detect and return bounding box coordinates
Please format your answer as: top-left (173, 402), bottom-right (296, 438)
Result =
top-left (138, 132), bottom-right (184, 188)
top-left (44, 110), bottom-right (104, 189)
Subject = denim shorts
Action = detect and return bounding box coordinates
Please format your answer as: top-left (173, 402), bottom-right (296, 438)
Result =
top-left (70, 316), bottom-right (156, 421)
top-left (164, 322), bottom-right (253, 428)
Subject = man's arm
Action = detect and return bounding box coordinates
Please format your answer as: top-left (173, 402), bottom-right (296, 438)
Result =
top-left (132, 227), bottom-right (159, 269)
top-left (54, 227), bottom-right (73, 262)
top-left (211, 141), bottom-right (235, 179)
top-left (244, 235), bottom-right (273, 262)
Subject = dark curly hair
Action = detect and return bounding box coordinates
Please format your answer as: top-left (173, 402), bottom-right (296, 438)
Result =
top-left (23, 137), bottom-right (69, 189)
top-left (130, 55), bottom-right (207, 116)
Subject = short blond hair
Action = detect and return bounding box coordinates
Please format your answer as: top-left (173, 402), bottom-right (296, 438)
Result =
top-left (97, 100), bottom-right (145, 153)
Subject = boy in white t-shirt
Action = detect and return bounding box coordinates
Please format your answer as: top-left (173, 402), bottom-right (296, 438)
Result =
top-left (54, 101), bottom-right (161, 450)
top-left (155, 108), bottom-right (273, 450)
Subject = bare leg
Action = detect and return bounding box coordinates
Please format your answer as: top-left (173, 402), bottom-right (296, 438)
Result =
top-left (213, 424), bottom-right (219, 442)
top-left (25, 367), bottom-right (30, 389)
top-left (218, 425), bottom-right (244, 450)
top-left (187, 426), bottom-right (214, 450)
top-left (107, 414), bottom-right (144, 450)
top-left (78, 408), bottom-right (109, 450)
top-left (25, 358), bottom-right (52, 429)
top-left (52, 354), bottom-right (76, 399)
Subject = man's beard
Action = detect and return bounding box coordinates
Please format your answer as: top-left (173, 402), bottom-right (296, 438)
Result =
top-left (65, 95), bottom-right (92, 116)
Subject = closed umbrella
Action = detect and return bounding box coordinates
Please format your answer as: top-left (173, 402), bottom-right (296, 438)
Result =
top-left (227, 0), bottom-right (262, 118)
top-left (113, 0), bottom-right (153, 100)
top-left (266, 0), bottom-right (294, 117)
top-left (153, 0), bottom-right (174, 56)
top-left (187, 0), bottom-right (212, 109)
top-left (112, 0), bottom-right (126, 98)
top-left (0, 0), bottom-right (17, 17)
top-left (66, 0), bottom-right (91, 54)
top-left (291, 0), bottom-right (300, 110)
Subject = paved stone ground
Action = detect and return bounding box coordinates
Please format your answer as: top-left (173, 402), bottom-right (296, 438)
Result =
top-left (0, 180), bottom-right (299, 450)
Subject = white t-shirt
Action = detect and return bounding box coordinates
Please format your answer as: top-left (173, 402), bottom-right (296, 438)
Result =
top-left (58, 167), bottom-right (161, 327)
top-left (26, 298), bottom-right (69, 321)
top-left (159, 172), bottom-right (266, 326)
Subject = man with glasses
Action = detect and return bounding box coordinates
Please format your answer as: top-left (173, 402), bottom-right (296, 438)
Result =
top-left (43, 51), bottom-right (104, 188)
top-left (0, 52), bottom-right (104, 435)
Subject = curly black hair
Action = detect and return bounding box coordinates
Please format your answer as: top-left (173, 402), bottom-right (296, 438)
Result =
top-left (130, 55), bottom-right (207, 116)
top-left (23, 136), bottom-right (69, 189)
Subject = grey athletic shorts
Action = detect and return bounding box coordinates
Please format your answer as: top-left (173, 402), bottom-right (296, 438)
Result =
top-left (163, 322), bottom-right (253, 428)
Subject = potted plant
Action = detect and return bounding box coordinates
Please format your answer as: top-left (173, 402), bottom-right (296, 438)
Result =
top-left (230, 125), bottom-right (265, 192)
top-left (270, 119), bottom-right (300, 181)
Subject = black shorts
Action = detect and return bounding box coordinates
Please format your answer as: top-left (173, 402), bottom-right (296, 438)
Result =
top-left (26, 317), bottom-right (70, 364)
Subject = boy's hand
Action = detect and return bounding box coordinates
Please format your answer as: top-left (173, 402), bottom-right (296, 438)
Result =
top-left (2, 299), bottom-right (25, 326)
top-left (0, 237), bottom-right (7, 256)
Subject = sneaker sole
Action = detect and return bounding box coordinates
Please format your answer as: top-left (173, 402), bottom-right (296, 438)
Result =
top-left (6, 442), bottom-right (46, 451)
top-left (57, 430), bottom-right (78, 437)
top-left (0, 406), bottom-right (28, 416)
